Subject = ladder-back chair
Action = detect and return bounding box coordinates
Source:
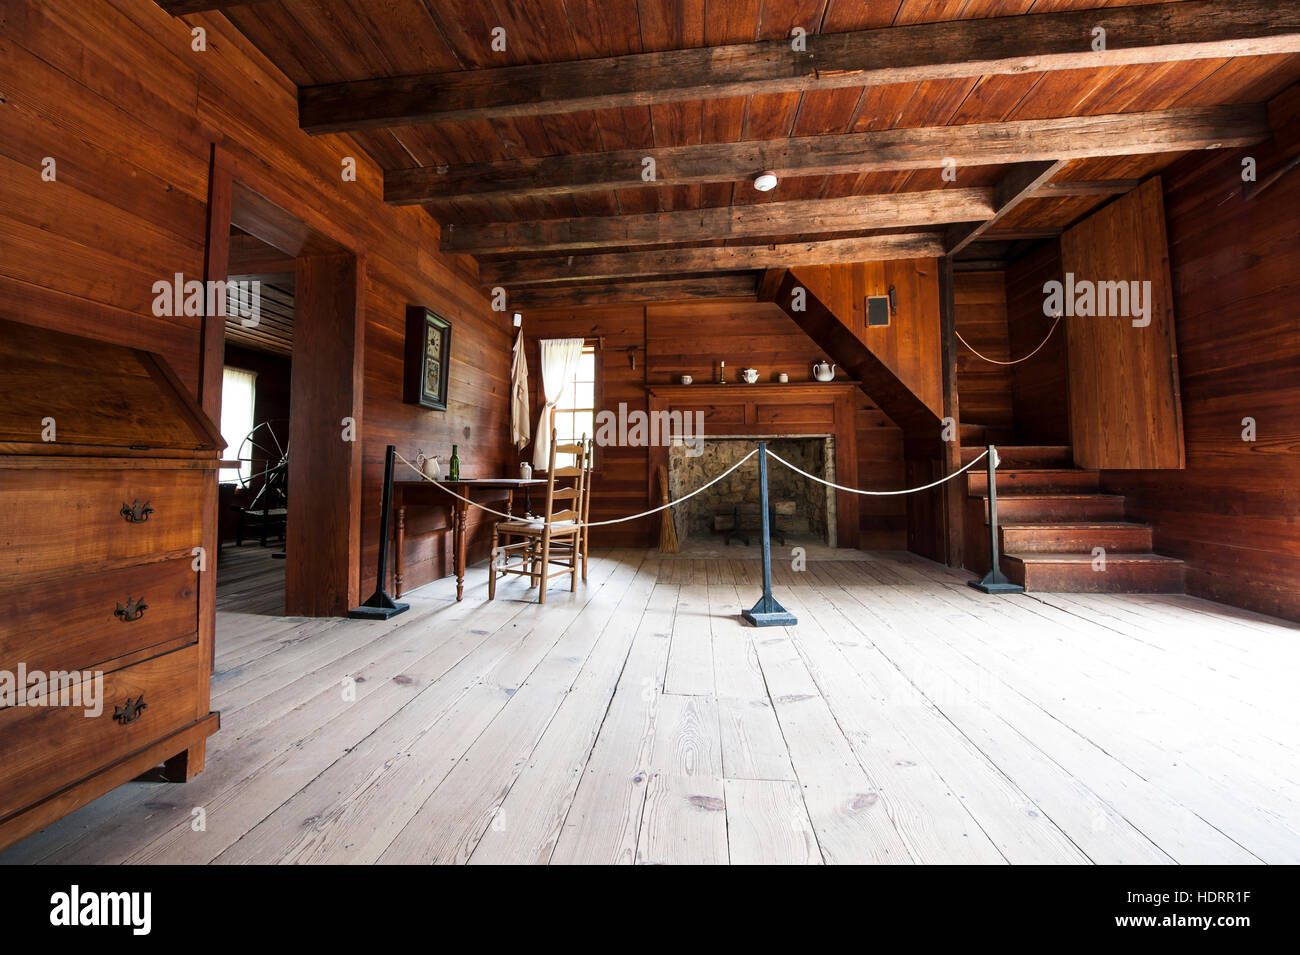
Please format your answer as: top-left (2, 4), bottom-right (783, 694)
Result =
top-left (488, 430), bottom-right (586, 604)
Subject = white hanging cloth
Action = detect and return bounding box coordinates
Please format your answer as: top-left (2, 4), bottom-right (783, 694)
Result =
top-left (510, 330), bottom-right (530, 449)
top-left (533, 337), bottom-right (585, 469)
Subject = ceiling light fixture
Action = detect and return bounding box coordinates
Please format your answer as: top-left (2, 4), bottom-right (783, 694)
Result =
top-left (753, 171), bottom-right (778, 192)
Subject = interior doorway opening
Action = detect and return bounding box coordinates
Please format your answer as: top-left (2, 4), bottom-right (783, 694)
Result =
top-left (204, 163), bottom-right (364, 618)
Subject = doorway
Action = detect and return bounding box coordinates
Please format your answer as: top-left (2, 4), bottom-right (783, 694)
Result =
top-left (202, 157), bottom-right (364, 618)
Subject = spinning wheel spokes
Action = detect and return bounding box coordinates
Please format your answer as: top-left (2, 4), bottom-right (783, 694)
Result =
top-left (235, 419), bottom-right (290, 498)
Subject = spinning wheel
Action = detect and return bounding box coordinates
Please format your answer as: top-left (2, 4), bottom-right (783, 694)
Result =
top-left (232, 419), bottom-right (289, 548)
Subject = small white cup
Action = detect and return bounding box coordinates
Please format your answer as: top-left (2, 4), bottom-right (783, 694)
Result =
top-left (778, 373), bottom-right (789, 383)
top-left (680, 375), bottom-right (693, 385)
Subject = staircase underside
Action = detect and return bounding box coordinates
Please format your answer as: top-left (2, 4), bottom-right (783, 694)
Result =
top-left (961, 434), bottom-right (1184, 594)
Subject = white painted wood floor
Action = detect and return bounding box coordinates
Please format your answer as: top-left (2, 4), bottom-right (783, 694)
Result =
top-left (6, 548), bottom-right (1300, 864)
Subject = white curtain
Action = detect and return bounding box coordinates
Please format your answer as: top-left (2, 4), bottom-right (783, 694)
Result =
top-left (510, 330), bottom-right (530, 449)
top-left (533, 337), bottom-right (585, 469)
top-left (219, 366), bottom-right (257, 483)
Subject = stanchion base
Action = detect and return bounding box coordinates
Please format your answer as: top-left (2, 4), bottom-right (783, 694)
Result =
top-left (348, 590), bottom-right (410, 620)
top-left (968, 573), bottom-right (1025, 595)
top-left (742, 594), bottom-right (797, 627)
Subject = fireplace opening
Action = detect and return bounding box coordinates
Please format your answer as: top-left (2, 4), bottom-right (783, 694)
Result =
top-left (667, 435), bottom-right (836, 548)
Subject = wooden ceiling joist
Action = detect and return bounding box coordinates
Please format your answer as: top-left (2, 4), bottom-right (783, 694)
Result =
top-left (299, 0), bottom-right (1300, 134)
top-left (444, 188), bottom-right (994, 254)
top-left (156, 0), bottom-right (272, 14)
top-left (385, 105), bottom-right (1268, 206)
top-left (510, 275), bottom-right (758, 309)
top-left (481, 234), bottom-right (945, 287)
top-left (946, 161), bottom-right (1068, 256)
top-left (1033, 179), bottom-right (1142, 197)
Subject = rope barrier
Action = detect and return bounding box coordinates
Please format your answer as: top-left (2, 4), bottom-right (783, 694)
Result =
top-left (957, 314), bottom-right (1061, 366)
top-left (394, 448), bottom-right (758, 528)
top-left (765, 447), bottom-right (989, 496)
top-left (394, 444), bottom-right (989, 528)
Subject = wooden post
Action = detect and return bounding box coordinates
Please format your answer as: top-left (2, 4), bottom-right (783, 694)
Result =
top-left (939, 255), bottom-right (964, 569)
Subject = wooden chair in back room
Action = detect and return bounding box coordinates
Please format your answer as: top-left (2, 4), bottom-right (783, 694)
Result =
top-left (488, 430), bottom-right (586, 604)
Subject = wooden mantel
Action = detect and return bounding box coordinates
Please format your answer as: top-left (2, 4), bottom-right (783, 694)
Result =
top-left (645, 380), bottom-right (860, 547)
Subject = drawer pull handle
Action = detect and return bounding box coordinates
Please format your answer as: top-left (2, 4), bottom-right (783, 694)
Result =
top-left (113, 695), bottom-right (147, 725)
top-left (120, 500), bottom-right (154, 523)
top-left (114, 597), bottom-right (148, 622)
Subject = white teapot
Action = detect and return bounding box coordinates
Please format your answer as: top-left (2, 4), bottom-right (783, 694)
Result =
top-left (812, 360), bottom-right (836, 382)
top-left (741, 367), bottom-right (759, 384)
top-left (415, 450), bottom-right (441, 480)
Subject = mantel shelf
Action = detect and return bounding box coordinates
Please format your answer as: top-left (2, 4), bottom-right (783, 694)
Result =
top-left (646, 380), bottom-right (861, 394)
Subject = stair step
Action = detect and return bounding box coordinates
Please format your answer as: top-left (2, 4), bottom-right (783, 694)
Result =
top-left (961, 444), bottom-right (1073, 468)
top-left (959, 422), bottom-right (1016, 445)
top-left (986, 494), bottom-right (1126, 523)
top-left (1002, 552), bottom-right (1185, 593)
top-left (968, 468), bottom-right (1099, 495)
top-left (1000, 522), bottom-right (1154, 554)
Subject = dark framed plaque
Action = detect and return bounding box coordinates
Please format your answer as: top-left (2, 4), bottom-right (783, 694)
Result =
top-left (403, 306), bottom-right (452, 411)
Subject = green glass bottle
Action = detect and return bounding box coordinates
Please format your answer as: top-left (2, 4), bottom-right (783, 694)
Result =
top-left (449, 444), bottom-right (461, 481)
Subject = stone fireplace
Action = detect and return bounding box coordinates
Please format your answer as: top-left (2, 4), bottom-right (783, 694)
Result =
top-left (668, 435), bottom-right (837, 547)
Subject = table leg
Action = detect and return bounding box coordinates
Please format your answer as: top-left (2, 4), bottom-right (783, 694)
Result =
top-left (454, 498), bottom-right (469, 601)
top-left (506, 489), bottom-right (515, 519)
top-left (395, 505), bottom-right (406, 598)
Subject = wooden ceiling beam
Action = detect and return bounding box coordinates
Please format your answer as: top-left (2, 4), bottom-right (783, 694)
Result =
top-left (299, 0), bottom-right (1300, 133)
top-left (1032, 179), bottom-right (1141, 197)
top-left (946, 161), bottom-right (1068, 256)
top-left (444, 188), bottom-right (994, 254)
top-left (480, 233), bottom-right (945, 288)
top-left (385, 105), bottom-right (1268, 205)
top-left (509, 275), bottom-right (759, 309)
top-left (155, 1), bottom-right (274, 14)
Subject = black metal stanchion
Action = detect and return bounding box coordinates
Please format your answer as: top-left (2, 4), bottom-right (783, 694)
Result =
top-left (742, 442), bottom-right (797, 626)
top-left (968, 444), bottom-right (1024, 594)
top-left (349, 444), bottom-right (411, 620)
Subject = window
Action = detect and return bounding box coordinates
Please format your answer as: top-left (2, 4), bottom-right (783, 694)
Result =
top-left (552, 344), bottom-right (597, 470)
top-left (220, 366), bottom-right (257, 483)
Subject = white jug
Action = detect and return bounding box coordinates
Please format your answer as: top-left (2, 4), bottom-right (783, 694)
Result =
top-left (415, 450), bottom-right (441, 480)
top-left (520, 462), bottom-right (533, 480)
top-left (812, 361), bottom-right (836, 382)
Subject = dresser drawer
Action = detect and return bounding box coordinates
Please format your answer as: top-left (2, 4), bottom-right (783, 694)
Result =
top-left (0, 556), bottom-right (198, 681)
top-left (0, 643), bottom-right (203, 822)
top-left (0, 468), bottom-right (204, 582)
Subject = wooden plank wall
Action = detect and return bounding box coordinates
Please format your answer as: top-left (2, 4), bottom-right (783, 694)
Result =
top-left (953, 271), bottom-right (1015, 432)
top-left (1005, 243), bottom-right (1071, 445)
top-left (0, 0), bottom-right (511, 599)
top-left (522, 299), bottom-right (907, 549)
top-left (1101, 147), bottom-right (1300, 620)
top-left (1061, 178), bottom-right (1186, 470)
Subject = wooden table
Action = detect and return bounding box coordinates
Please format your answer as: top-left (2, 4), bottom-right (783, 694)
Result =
top-left (393, 478), bottom-right (545, 601)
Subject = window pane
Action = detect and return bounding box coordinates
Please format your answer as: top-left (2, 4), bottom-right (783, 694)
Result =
top-left (573, 381), bottom-right (594, 409)
top-left (573, 411), bottom-right (594, 443)
top-left (220, 367), bottom-right (257, 483)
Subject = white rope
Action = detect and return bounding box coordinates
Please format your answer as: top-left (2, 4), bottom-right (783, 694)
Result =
top-left (957, 314), bottom-right (1061, 366)
top-left (394, 448), bottom-right (759, 529)
top-left (765, 447), bottom-right (989, 496)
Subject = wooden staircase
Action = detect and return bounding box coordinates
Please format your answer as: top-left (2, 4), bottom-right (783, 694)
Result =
top-left (960, 429), bottom-right (1184, 593)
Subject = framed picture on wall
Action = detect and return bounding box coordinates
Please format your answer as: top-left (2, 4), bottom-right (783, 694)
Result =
top-left (404, 306), bottom-right (452, 411)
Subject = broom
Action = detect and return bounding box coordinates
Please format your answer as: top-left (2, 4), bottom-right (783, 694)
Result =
top-left (657, 465), bottom-right (678, 553)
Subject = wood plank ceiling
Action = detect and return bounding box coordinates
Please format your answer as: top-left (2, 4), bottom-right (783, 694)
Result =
top-left (165, 0), bottom-right (1300, 305)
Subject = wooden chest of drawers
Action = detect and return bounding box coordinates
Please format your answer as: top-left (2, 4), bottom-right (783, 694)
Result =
top-left (0, 319), bottom-right (222, 851)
